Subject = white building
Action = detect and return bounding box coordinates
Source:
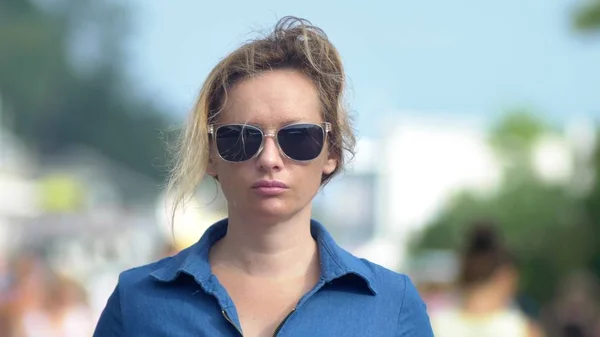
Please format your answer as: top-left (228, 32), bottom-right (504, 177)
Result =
top-left (338, 112), bottom-right (594, 272)
top-left (376, 113), bottom-right (502, 269)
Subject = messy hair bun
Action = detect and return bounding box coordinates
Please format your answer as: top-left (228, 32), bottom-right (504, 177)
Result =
top-left (467, 223), bottom-right (499, 254)
top-left (459, 220), bottom-right (514, 287)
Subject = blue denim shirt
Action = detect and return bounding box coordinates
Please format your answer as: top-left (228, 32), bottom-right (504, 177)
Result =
top-left (93, 219), bottom-right (433, 336)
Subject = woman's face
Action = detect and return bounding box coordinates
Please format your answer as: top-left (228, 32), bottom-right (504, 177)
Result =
top-left (491, 265), bottom-right (519, 298)
top-left (207, 69), bottom-right (337, 221)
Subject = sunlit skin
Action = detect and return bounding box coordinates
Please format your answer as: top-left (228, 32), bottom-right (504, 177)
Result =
top-left (207, 69), bottom-right (336, 224)
top-left (462, 266), bottom-right (545, 337)
top-left (206, 69), bottom-right (337, 337)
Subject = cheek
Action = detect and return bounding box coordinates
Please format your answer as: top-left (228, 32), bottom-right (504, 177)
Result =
top-left (217, 172), bottom-right (245, 204)
top-left (297, 162), bottom-right (328, 188)
top-left (215, 164), bottom-right (245, 185)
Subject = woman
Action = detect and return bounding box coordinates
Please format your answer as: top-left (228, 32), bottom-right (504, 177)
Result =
top-left (93, 16), bottom-right (433, 336)
top-left (431, 221), bottom-right (544, 337)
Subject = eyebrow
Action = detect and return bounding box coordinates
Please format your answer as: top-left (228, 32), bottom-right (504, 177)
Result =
top-left (223, 118), bottom-right (314, 127)
top-left (278, 118), bottom-right (307, 125)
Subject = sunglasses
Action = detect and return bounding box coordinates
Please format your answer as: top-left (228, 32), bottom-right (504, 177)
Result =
top-left (208, 122), bottom-right (331, 163)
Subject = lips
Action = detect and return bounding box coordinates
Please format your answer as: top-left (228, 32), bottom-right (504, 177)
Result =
top-left (251, 180), bottom-right (289, 189)
top-left (251, 180), bottom-right (289, 196)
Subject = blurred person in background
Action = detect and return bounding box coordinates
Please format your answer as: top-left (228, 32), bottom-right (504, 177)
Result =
top-left (20, 271), bottom-right (93, 337)
top-left (1, 255), bottom-right (94, 337)
top-left (541, 270), bottom-right (600, 337)
top-left (431, 221), bottom-right (544, 337)
top-left (410, 251), bottom-right (460, 314)
top-left (418, 279), bottom-right (457, 314)
top-left (0, 254), bottom-right (14, 336)
top-left (93, 16), bottom-right (433, 336)
top-left (44, 272), bottom-right (94, 337)
top-left (4, 254), bottom-right (48, 337)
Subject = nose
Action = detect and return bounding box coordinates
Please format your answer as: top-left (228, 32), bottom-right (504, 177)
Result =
top-left (256, 136), bottom-right (283, 172)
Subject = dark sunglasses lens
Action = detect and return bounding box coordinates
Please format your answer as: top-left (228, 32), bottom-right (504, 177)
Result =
top-left (215, 125), bottom-right (262, 162)
top-left (277, 124), bottom-right (325, 161)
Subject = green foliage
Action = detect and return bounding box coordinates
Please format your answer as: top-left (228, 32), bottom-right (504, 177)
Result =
top-left (488, 109), bottom-right (549, 157)
top-left (584, 131), bottom-right (600, 280)
top-left (412, 111), bottom-right (595, 306)
top-left (574, 0), bottom-right (600, 31)
top-left (415, 181), bottom-right (592, 304)
top-left (0, 0), bottom-right (171, 180)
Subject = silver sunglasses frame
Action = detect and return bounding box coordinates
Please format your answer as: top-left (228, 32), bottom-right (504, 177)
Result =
top-left (208, 122), bottom-right (332, 163)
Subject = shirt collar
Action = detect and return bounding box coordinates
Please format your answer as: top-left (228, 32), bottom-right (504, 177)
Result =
top-left (150, 218), bottom-right (377, 295)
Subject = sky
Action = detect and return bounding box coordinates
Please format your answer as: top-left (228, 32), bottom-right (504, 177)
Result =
top-left (124, 0), bottom-right (600, 137)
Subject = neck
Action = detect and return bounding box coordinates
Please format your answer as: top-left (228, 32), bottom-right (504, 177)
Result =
top-left (210, 206), bottom-right (318, 279)
top-left (461, 284), bottom-right (511, 315)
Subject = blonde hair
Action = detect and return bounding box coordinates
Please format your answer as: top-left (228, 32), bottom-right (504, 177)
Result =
top-left (167, 16), bottom-right (355, 223)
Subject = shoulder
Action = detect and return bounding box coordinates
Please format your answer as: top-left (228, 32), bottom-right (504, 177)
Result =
top-left (357, 257), bottom-right (419, 300)
top-left (526, 319), bottom-right (545, 337)
top-left (97, 256), bottom-right (174, 314)
top-left (429, 308), bottom-right (462, 335)
top-left (504, 310), bottom-right (544, 337)
top-left (429, 307), bottom-right (459, 322)
top-left (357, 258), bottom-right (434, 335)
top-left (117, 257), bottom-right (173, 289)
top-left (113, 239), bottom-right (212, 302)
top-left (117, 242), bottom-right (200, 290)
top-left (93, 258), bottom-right (174, 336)
top-left (336, 245), bottom-right (427, 309)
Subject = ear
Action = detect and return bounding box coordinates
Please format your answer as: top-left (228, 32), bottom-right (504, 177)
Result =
top-left (322, 155), bottom-right (337, 176)
top-left (206, 147), bottom-right (218, 178)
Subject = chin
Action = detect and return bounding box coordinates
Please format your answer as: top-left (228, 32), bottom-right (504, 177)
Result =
top-left (253, 201), bottom-right (290, 216)
top-left (245, 199), bottom-right (298, 221)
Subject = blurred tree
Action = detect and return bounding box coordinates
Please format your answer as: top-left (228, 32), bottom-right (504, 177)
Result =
top-left (584, 133), bottom-right (600, 279)
top-left (489, 109), bottom-right (548, 156)
top-left (572, 0), bottom-right (600, 286)
top-left (411, 110), bottom-right (594, 308)
top-left (488, 109), bottom-right (551, 182)
top-left (573, 0), bottom-right (600, 31)
top-left (0, 0), bottom-right (171, 180)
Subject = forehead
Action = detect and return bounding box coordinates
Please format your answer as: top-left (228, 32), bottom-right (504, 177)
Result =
top-left (217, 69), bottom-right (322, 126)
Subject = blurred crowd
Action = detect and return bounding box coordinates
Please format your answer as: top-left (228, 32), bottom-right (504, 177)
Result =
top-left (0, 253), bottom-right (93, 337)
top-left (0, 241), bottom-right (177, 337)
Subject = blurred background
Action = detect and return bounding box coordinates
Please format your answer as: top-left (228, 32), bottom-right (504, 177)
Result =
top-left (1, 0), bottom-right (600, 336)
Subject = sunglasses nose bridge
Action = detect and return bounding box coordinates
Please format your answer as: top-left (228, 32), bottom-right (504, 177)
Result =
top-left (262, 130), bottom-right (284, 156)
top-left (261, 131), bottom-right (279, 151)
